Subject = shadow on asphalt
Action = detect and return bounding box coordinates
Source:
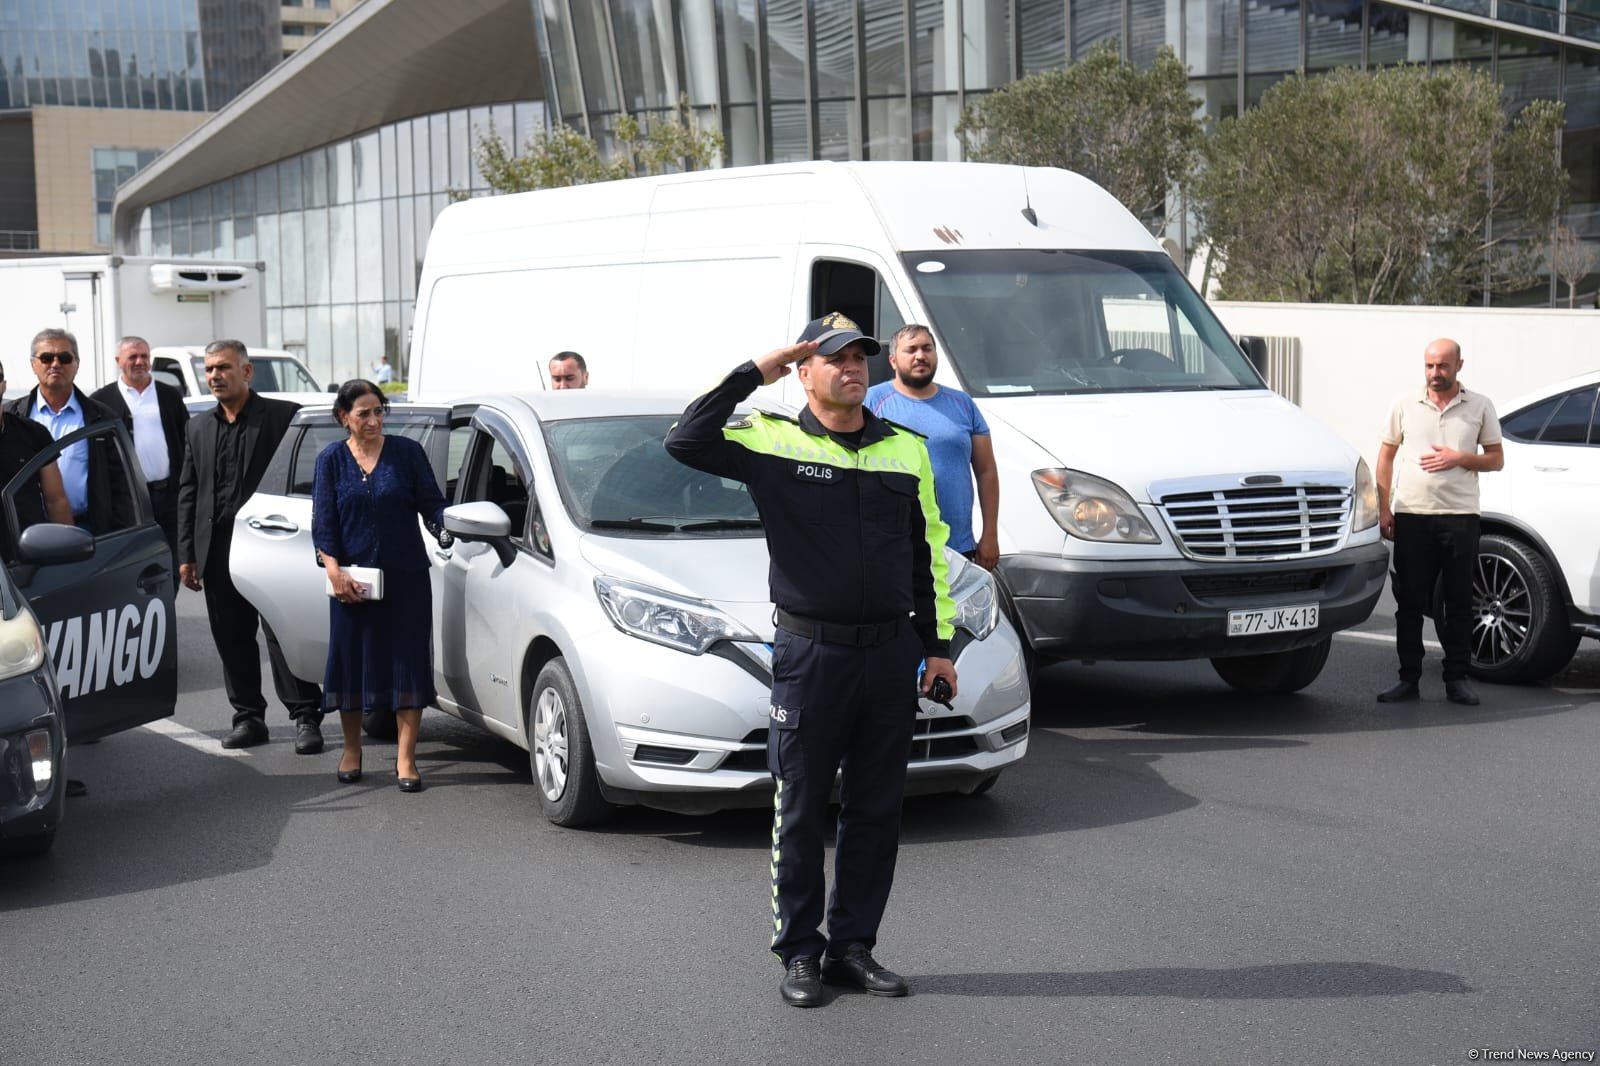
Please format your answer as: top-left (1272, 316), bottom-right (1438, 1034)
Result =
top-left (910, 961), bottom-right (1472, 998)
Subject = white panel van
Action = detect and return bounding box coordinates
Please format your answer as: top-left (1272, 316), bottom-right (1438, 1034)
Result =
top-left (410, 162), bottom-right (1388, 694)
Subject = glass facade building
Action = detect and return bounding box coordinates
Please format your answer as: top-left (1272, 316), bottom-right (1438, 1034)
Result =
top-left (134, 101), bottom-right (547, 385)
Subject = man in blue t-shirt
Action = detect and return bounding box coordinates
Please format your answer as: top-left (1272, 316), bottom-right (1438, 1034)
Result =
top-left (865, 324), bottom-right (999, 569)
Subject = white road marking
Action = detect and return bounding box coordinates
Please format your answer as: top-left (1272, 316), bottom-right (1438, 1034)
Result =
top-left (141, 718), bottom-right (250, 758)
top-left (1336, 629), bottom-right (1441, 651)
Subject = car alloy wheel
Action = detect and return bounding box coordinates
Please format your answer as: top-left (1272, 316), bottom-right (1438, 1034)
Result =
top-left (532, 686), bottom-right (571, 802)
top-left (1471, 552), bottom-right (1532, 669)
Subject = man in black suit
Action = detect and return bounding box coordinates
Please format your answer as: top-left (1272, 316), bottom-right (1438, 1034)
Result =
top-left (178, 340), bottom-right (324, 753)
top-left (5, 329), bottom-right (137, 537)
top-left (91, 336), bottom-right (189, 584)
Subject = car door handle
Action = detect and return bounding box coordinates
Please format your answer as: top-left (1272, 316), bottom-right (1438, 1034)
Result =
top-left (137, 565), bottom-right (170, 594)
top-left (247, 515), bottom-right (299, 533)
top-left (1532, 465), bottom-right (1568, 473)
top-left (434, 548), bottom-right (453, 561)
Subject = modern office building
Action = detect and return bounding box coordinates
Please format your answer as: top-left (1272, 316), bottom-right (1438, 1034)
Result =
top-left (281, 0), bottom-right (364, 59)
top-left (110, 0), bottom-right (1599, 384)
top-left (0, 0), bottom-right (282, 252)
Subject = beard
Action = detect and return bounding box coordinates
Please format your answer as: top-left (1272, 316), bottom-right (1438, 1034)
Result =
top-left (896, 365), bottom-right (935, 389)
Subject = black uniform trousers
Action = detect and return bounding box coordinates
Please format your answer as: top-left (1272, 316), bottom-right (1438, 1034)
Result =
top-left (767, 621), bottom-right (921, 965)
top-left (203, 526), bottom-right (322, 726)
top-left (1391, 512), bottom-right (1479, 683)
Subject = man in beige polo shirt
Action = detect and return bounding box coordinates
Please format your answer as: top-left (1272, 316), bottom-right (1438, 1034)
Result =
top-left (1375, 337), bottom-right (1503, 706)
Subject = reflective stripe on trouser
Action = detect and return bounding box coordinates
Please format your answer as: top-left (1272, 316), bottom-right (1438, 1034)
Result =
top-left (766, 625), bottom-right (920, 965)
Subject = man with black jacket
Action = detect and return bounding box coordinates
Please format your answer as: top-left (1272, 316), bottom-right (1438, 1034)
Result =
top-left (178, 340), bottom-right (323, 753)
top-left (6, 329), bottom-right (135, 535)
top-left (91, 336), bottom-right (189, 584)
top-left (665, 313), bottom-right (957, 1008)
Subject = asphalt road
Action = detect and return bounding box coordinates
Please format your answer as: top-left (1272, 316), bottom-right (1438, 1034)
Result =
top-left (3, 590), bottom-right (1597, 1066)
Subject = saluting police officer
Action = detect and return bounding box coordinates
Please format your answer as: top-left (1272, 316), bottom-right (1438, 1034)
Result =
top-left (666, 313), bottom-right (957, 1008)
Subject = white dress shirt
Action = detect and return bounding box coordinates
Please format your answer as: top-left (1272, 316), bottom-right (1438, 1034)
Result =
top-left (120, 379), bottom-right (171, 482)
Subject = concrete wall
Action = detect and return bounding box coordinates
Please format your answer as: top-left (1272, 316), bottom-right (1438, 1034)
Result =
top-left (1211, 302), bottom-right (1600, 465)
top-left (31, 107), bottom-right (207, 253)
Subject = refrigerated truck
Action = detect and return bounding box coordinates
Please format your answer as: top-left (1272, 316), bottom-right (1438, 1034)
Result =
top-left (0, 256), bottom-right (269, 391)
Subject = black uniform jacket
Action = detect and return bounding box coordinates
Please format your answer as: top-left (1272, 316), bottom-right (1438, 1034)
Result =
top-left (3, 386), bottom-right (135, 535)
top-left (665, 360), bottom-right (954, 658)
top-left (90, 379), bottom-right (189, 485)
top-left (178, 391), bottom-right (300, 575)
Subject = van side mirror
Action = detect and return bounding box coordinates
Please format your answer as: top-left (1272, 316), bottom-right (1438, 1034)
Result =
top-left (443, 501), bottom-right (517, 568)
top-left (17, 523), bottom-right (96, 565)
top-left (1237, 336), bottom-right (1268, 376)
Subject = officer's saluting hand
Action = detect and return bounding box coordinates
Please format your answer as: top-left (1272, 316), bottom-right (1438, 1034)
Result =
top-left (666, 313), bottom-right (957, 1008)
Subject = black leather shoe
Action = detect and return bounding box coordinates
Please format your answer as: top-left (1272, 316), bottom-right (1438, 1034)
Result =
top-left (397, 775), bottom-right (424, 793)
top-left (780, 956), bottom-right (823, 1007)
top-left (1376, 680), bottom-right (1420, 703)
top-left (221, 718), bottom-right (269, 749)
top-left (294, 718), bottom-right (325, 755)
top-left (336, 765), bottom-right (362, 784)
top-left (1445, 679), bottom-right (1480, 706)
top-left (823, 943), bottom-right (908, 997)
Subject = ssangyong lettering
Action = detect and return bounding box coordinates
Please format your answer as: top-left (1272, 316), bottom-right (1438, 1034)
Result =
top-left (44, 599), bottom-right (169, 699)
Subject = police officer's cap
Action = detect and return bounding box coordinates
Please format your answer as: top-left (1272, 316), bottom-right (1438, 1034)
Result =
top-left (797, 312), bottom-right (881, 357)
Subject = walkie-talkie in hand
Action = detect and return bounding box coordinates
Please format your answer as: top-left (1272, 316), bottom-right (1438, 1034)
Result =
top-left (927, 675), bottom-right (954, 711)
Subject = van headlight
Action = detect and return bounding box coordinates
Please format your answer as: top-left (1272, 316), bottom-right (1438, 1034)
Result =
top-left (948, 555), bottom-right (999, 640)
top-left (595, 576), bottom-right (760, 655)
top-left (1032, 468), bottom-right (1159, 544)
top-left (0, 607), bottom-right (46, 682)
top-left (1352, 458), bottom-right (1379, 532)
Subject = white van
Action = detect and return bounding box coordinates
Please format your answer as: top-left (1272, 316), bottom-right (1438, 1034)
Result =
top-left (410, 162), bottom-right (1388, 694)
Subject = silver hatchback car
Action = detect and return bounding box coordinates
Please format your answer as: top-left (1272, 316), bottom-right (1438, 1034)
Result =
top-left (231, 391), bottom-right (1031, 825)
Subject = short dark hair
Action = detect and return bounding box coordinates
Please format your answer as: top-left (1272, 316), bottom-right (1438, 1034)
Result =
top-left (333, 378), bottom-right (389, 420)
top-left (551, 351), bottom-right (587, 372)
top-left (0, 360), bottom-right (6, 380)
top-left (31, 328), bottom-right (78, 359)
top-left (204, 339), bottom-right (250, 363)
top-left (890, 324), bottom-right (933, 351)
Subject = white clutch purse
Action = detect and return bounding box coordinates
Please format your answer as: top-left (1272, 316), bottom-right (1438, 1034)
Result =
top-left (326, 565), bottom-right (384, 601)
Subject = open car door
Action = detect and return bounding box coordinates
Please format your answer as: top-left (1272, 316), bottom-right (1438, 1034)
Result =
top-left (2, 419), bottom-right (177, 743)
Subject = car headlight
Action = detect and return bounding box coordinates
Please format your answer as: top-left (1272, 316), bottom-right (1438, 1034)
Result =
top-left (595, 576), bottom-right (760, 655)
top-left (0, 606), bottom-right (46, 682)
top-left (1352, 458), bottom-right (1378, 532)
top-left (948, 554), bottom-right (999, 640)
top-left (1032, 468), bottom-right (1159, 544)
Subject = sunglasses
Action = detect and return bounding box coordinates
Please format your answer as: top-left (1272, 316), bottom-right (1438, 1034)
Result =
top-left (34, 352), bottom-right (76, 365)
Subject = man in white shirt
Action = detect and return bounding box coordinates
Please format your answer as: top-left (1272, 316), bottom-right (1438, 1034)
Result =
top-left (91, 336), bottom-right (189, 582)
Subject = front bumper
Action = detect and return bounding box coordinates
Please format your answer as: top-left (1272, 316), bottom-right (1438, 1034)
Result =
top-left (998, 539), bottom-right (1390, 661)
top-left (0, 671), bottom-right (65, 843)
top-left (580, 616), bottom-right (1032, 815)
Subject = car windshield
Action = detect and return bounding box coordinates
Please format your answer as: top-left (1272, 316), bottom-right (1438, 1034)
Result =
top-left (903, 249), bottom-right (1265, 397)
top-left (544, 414), bottom-right (762, 536)
top-left (190, 356), bottom-right (321, 392)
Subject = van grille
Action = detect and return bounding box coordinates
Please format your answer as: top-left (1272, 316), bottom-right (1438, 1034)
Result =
top-left (1158, 485), bottom-right (1349, 559)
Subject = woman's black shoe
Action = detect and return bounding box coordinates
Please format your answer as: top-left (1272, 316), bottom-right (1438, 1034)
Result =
top-left (397, 775), bottom-right (424, 793)
top-left (336, 766), bottom-right (362, 783)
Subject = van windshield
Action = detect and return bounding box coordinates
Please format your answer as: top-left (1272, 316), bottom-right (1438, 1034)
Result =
top-left (903, 249), bottom-right (1266, 397)
top-left (544, 415), bottom-right (763, 536)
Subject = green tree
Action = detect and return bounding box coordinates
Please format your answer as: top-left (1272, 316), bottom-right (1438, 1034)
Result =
top-left (1193, 65), bottom-right (1567, 305)
top-left (956, 42), bottom-right (1202, 233)
top-left (464, 97), bottom-right (724, 198)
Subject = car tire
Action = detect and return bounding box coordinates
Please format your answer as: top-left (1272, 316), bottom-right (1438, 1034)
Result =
top-left (1461, 533), bottom-right (1580, 685)
top-left (1210, 636), bottom-right (1332, 695)
top-left (527, 658), bottom-right (611, 828)
top-left (0, 829), bottom-right (56, 858)
top-left (363, 709), bottom-right (397, 741)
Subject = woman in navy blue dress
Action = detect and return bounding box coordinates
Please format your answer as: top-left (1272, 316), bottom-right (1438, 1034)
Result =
top-left (313, 379), bottom-right (448, 792)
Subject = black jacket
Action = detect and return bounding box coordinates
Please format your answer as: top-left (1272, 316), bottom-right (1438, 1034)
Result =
top-left (3, 386), bottom-right (135, 535)
top-left (90, 379), bottom-right (189, 485)
top-left (178, 391), bottom-right (300, 575)
top-left (664, 361), bottom-right (955, 657)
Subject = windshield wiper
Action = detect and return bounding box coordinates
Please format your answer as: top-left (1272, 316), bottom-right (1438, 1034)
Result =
top-left (589, 518), bottom-right (679, 532)
top-left (679, 518), bottom-right (764, 532)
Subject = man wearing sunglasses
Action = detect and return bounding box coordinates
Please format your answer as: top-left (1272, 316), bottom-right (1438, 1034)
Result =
top-left (0, 357), bottom-right (75, 559)
top-left (3, 329), bottom-right (133, 535)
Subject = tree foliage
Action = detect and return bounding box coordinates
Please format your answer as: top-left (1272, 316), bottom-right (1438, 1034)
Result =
top-left (1549, 223), bottom-right (1598, 308)
top-left (956, 42), bottom-right (1202, 233)
top-left (1193, 65), bottom-right (1567, 305)
top-left (465, 97), bottom-right (724, 197)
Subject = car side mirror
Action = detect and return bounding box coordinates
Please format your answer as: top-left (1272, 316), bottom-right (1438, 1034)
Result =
top-left (444, 501), bottom-right (516, 568)
top-left (327, 384), bottom-right (339, 393)
top-left (1237, 335), bottom-right (1269, 376)
top-left (17, 523), bottom-right (96, 565)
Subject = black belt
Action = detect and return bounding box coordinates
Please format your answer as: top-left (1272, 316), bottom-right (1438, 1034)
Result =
top-left (775, 608), bottom-right (901, 648)
top-left (148, 478), bottom-right (172, 491)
